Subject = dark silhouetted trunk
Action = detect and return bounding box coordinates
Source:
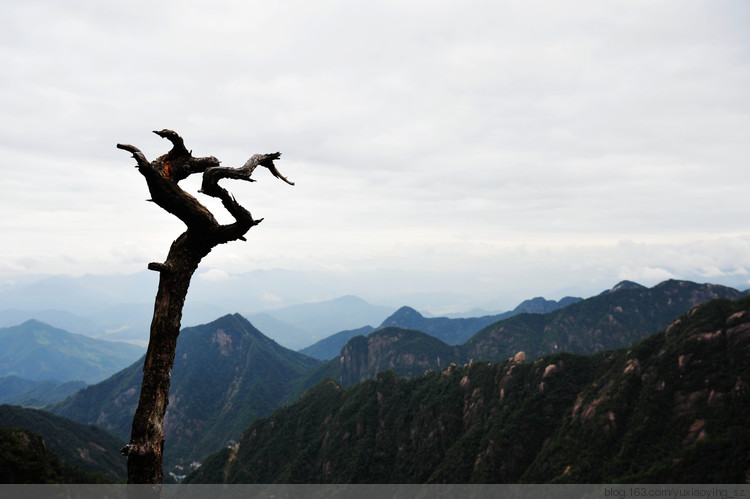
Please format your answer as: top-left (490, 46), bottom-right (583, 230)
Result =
top-left (117, 130), bottom-right (292, 484)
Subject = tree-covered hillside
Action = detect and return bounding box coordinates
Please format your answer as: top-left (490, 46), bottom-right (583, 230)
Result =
top-left (185, 296), bottom-right (750, 483)
top-left (0, 427), bottom-right (112, 484)
top-left (50, 314), bottom-right (321, 475)
top-left (0, 405), bottom-right (125, 482)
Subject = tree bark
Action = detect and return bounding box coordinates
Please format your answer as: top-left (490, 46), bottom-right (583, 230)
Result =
top-left (117, 130), bottom-right (290, 484)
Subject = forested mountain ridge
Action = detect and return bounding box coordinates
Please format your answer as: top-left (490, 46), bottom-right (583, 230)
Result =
top-left (49, 314), bottom-right (320, 475)
top-left (185, 295), bottom-right (750, 483)
top-left (0, 404), bottom-right (125, 481)
top-left (0, 427), bottom-right (111, 483)
top-left (462, 279), bottom-right (744, 361)
top-left (289, 280), bottom-right (744, 392)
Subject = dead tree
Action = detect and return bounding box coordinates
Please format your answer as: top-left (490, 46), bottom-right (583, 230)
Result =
top-left (117, 130), bottom-right (292, 484)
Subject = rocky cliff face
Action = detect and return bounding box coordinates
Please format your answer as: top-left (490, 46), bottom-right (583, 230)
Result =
top-left (337, 327), bottom-right (462, 387)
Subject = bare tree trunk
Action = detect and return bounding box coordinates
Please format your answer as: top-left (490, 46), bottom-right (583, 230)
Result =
top-left (117, 130), bottom-right (292, 484)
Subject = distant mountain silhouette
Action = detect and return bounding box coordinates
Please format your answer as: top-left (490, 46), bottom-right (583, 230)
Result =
top-left (298, 326), bottom-right (375, 360)
top-left (247, 295), bottom-right (395, 350)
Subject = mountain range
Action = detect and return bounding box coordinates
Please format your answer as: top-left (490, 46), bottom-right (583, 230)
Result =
top-left (0, 269), bottom-right (508, 347)
top-left (291, 280), bottom-right (744, 392)
top-left (0, 288), bottom-right (397, 350)
top-left (185, 294), bottom-right (750, 483)
top-left (299, 295), bottom-right (582, 360)
top-left (2, 278), bottom-right (746, 483)
top-left (379, 295), bottom-right (582, 346)
top-left (460, 279), bottom-right (744, 361)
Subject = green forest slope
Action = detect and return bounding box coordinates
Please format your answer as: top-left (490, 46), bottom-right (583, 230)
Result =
top-left (186, 296), bottom-right (750, 484)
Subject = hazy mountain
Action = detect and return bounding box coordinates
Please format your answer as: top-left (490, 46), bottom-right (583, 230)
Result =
top-left (378, 306), bottom-right (505, 346)
top-left (298, 326), bottom-right (375, 361)
top-left (247, 295), bottom-right (395, 350)
top-left (0, 273), bottom-right (156, 317)
top-left (0, 376), bottom-right (87, 408)
top-left (0, 270), bottom-right (421, 344)
top-left (185, 295), bottom-right (750, 483)
top-left (0, 404), bottom-right (125, 481)
top-left (85, 301), bottom-right (234, 345)
top-left (241, 312), bottom-right (311, 351)
top-left (300, 295), bottom-right (582, 360)
top-left (443, 307), bottom-right (499, 318)
top-left (0, 320), bottom-right (145, 384)
top-left (50, 314), bottom-right (321, 474)
top-left (0, 294), bottom-right (394, 350)
top-left (0, 309), bottom-right (101, 336)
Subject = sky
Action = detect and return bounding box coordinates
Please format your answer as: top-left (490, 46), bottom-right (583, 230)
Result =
top-left (1, 0), bottom-right (749, 310)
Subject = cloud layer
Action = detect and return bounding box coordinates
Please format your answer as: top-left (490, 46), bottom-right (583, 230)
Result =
top-left (1, 0), bottom-right (749, 305)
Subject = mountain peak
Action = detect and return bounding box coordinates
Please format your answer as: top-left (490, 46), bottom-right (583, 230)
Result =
top-left (381, 306), bottom-right (424, 325)
top-left (52, 312), bottom-right (321, 473)
top-left (19, 318), bottom-right (54, 329)
top-left (182, 313), bottom-right (269, 345)
top-left (511, 296), bottom-right (582, 315)
top-left (611, 280), bottom-right (646, 292)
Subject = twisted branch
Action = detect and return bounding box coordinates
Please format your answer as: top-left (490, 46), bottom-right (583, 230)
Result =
top-left (117, 130), bottom-right (291, 248)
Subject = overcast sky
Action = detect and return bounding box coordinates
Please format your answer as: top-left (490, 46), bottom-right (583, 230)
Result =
top-left (1, 0), bottom-right (749, 308)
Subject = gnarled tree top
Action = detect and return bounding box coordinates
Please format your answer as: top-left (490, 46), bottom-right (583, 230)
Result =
top-left (117, 129), bottom-right (292, 249)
